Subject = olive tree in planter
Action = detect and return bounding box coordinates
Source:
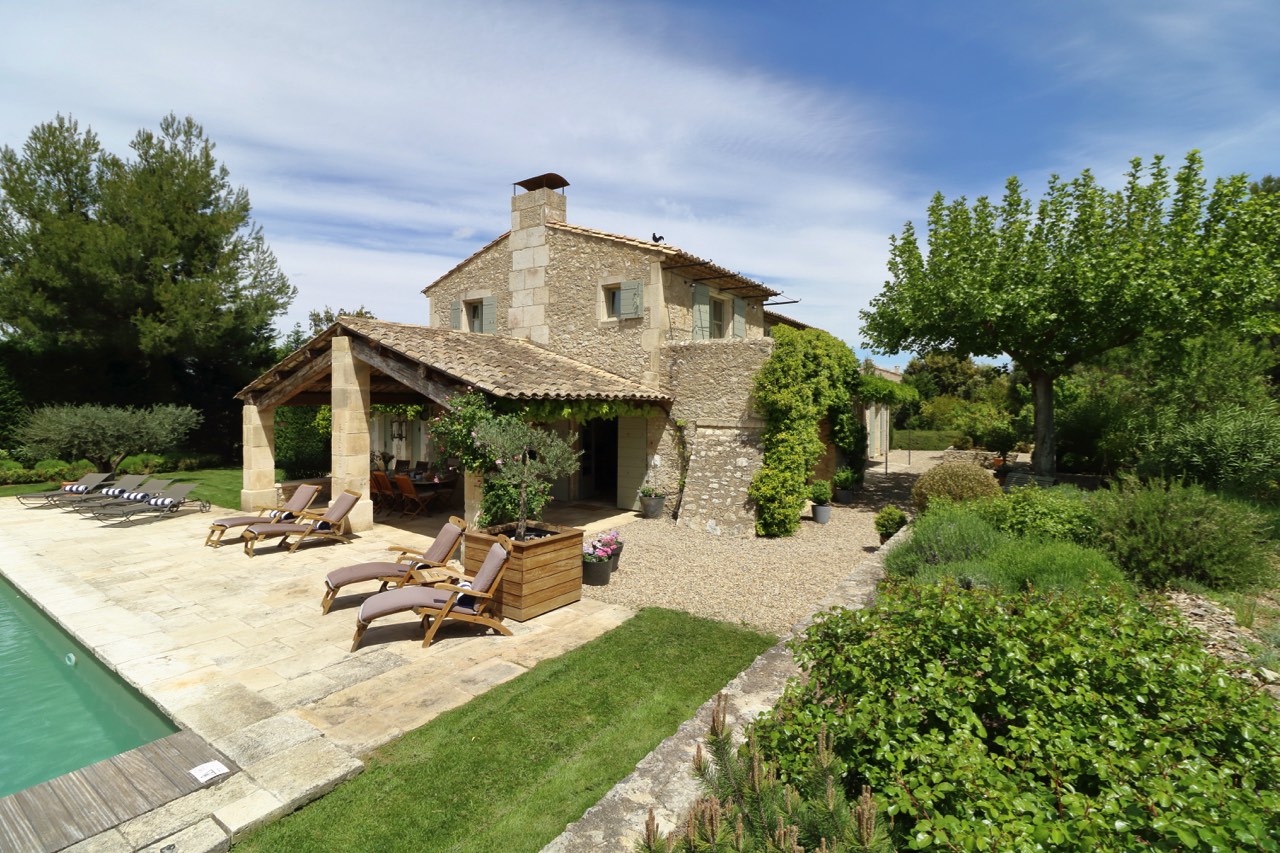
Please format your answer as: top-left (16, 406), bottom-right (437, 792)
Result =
top-left (462, 415), bottom-right (585, 621)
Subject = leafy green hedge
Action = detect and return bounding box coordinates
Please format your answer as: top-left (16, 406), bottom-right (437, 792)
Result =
top-left (890, 429), bottom-right (962, 451)
top-left (755, 582), bottom-right (1280, 850)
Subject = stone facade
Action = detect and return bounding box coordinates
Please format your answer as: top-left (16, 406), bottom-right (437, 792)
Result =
top-left (665, 338), bottom-right (773, 535)
top-left (419, 181), bottom-right (786, 533)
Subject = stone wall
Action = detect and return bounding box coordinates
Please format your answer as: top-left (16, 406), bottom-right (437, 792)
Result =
top-left (426, 237), bottom-right (510, 330)
top-left (665, 338), bottom-right (773, 535)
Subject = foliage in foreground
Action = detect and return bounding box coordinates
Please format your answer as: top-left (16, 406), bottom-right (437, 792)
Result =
top-left (754, 582), bottom-right (1280, 851)
top-left (235, 609), bottom-right (775, 853)
top-left (639, 695), bottom-right (892, 853)
top-left (17, 404), bottom-right (202, 473)
top-left (1093, 477), bottom-right (1277, 591)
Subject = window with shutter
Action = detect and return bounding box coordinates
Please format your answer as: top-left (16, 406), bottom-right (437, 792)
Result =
top-left (481, 295), bottom-right (496, 333)
top-left (692, 284), bottom-right (710, 340)
top-left (732, 297), bottom-right (746, 339)
top-left (619, 279), bottom-right (643, 319)
top-left (450, 299), bottom-right (461, 330)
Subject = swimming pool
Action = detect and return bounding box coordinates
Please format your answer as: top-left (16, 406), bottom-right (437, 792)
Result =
top-left (0, 572), bottom-right (178, 798)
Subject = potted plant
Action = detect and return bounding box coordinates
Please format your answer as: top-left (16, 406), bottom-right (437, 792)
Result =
top-left (441, 400), bottom-right (585, 621)
top-left (832, 466), bottom-right (861, 503)
top-left (809, 480), bottom-right (833, 524)
top-left (581, 528), bottom-right (623, 585)
top-left (638, 484), bottom-right (666, 520)
top-left (874, 505), bottom-right (908, 544)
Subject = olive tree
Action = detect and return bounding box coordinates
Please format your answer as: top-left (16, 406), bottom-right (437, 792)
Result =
top-left (861, 152), bottom-right (1280, 475)
top-left (18, 404), bottom-right (202, 473)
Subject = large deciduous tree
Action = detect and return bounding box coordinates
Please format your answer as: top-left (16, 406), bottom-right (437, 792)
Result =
top-left (0, 113), bottom-right (295, 455)
top-left (861, 152), bottom-right (1280, 476)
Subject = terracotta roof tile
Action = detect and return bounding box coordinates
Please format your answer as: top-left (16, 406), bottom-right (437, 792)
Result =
top-left (239, 317), bottom-right (669, 403)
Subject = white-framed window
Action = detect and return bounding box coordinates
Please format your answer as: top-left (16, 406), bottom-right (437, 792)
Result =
top-left (467, 300), bottom-right (484, 331)
top-left (604, 284), bottom-right (622, 319)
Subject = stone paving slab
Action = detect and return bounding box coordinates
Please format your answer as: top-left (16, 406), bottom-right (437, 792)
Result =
top-left (0, 498), bottom-right (633, 851)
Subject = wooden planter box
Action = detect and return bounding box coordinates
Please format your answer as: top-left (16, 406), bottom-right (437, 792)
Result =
top-left (463, 522), bottom-right (584, 622)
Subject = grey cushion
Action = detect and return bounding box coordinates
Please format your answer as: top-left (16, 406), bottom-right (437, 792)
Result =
top-left (420, 522), bottom-right (463, 564)
top-left (326, 561), bottom-right (401, 591)
top-left (358, 586), bottom-right (476, 624)
top-left (471, 542), bottom-right (507, 593)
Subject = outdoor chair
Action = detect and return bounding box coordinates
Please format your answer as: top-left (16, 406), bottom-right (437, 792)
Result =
top-left (71, 479), bottom-right (173, 516)
top-left (16, 472), bottom-right (111, 508)
top-left (50, 474), bottom-right (148, 509)
top-left (393, 474), bottom-right (434, 520)
top-left (241, 489), bottom-right (362, 556)
top-left (321, 515), bottom-right (467, 614)
top-left (350, 535), bottom-right (512, 652)
top-left (91, 482), bottom-right (208, 522)
top-left (393, 459), bottom-right (411, 474)
top-left (204, 483), bottom-right (322, 547)
top-left (370, 470), bottom-right (398, 515)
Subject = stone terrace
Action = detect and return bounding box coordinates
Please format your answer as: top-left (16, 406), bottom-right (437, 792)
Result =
top-left (0, 500), bottom-right (631, 851)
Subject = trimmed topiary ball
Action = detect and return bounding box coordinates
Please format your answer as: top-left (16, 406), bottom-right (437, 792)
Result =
top-left (911, 461), bottom-right (1001, 512)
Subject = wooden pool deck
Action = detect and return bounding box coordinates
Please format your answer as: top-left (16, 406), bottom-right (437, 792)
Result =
top-left (0, 497), bottom-right (634, 851)
top-left (0, 732), bottom-right (237, 853)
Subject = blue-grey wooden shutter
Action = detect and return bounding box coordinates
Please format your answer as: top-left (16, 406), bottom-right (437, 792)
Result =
top-left (732, 297), bottom-right (746, 339)
top-left (692, 284), bottom-right (710, 340)
top-left (450, 299), bottom-right (461, 330)
top-left (620, 279), bottom-right (643, 319)
top-left (481, 295), bottom-right (496, 333)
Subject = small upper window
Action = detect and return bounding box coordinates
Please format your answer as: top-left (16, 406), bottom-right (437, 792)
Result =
top-left (604, 285), bottom-right (622, 319)
top-left (709, 297), bottom-right (727, 339)
top-left (467, 300), bottom-right (484, 331)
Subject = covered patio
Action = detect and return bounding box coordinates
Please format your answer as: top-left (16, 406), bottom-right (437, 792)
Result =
top-left (236, 316), bottom-right (671, 534)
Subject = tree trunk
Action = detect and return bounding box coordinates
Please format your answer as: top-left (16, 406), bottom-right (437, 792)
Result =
top-left (1031, 371), bottom-right (1055, 477)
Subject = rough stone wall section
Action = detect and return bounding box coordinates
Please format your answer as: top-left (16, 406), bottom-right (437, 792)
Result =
top-left (427, 237), bottom-right (511, 331)
top-left (540, 528), bottom-right (903, 853)
top-left (677, 425), bottom-right (764, 536)
top-left (664, 338), bottom-right (773, 535)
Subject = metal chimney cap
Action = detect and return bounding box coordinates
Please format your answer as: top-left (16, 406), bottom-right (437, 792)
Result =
top-left (515, 173), bottom-right (569, 192)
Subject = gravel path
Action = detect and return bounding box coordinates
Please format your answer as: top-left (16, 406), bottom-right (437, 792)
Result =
top-left (582, 451), bottom-right (944, 635)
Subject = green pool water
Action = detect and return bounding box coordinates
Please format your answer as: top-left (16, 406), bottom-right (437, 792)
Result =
top-left (0, 573), bottom-right (178, 798)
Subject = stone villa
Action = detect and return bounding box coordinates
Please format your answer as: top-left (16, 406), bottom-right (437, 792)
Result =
top-left (237, 174), bottom-right (883, 536)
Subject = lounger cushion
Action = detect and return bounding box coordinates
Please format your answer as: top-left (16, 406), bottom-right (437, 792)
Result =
top-left (147, 497), bottom-right (177, 507)
top-left (358, 586), bottom-right (477, 623)
top-left (245, 522), bottom-right (306, 537)
top-left (326, 561), bottom-right (401, 591)
top-left (421, 522), bottom-right (463, 564)
top-left (266, 508), bottom-right (296, 521)
top-left (472, 542), bottom-right (507, 594)
top-left (102, 487), bottom-right (125, 496)
top-left (122, 491), bottom-right (150, 501)
top-left (63, 484), bottom-right (90, 493)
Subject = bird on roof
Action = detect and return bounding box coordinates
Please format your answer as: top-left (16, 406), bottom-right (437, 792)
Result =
top-left (652, 233), bottom-right (664, 244)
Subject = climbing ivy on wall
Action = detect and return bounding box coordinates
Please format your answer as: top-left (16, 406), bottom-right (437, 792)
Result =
top-left (748, 326), bottom-right (864, 537)
top-left (496, 398), bottom-right (661, 423)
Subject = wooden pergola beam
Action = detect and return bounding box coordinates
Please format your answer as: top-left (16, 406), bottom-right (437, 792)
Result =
top-left (349, 338), bottom-right (461, 408)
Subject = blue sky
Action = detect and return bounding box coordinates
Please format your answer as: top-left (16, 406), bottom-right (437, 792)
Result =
top-left (3, 0), bottom-right (1277, 367)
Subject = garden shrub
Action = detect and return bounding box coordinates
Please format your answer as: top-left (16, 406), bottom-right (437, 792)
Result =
top-left (890, 429), bottom-right (963, 451)
top-left (18, 404), bottom-right (202, 473)
top-left (275, 405), bottom-right (330, 479)
top-left (754, 582), bottom-right (1280, 851)
top-left (873, 505), bottom-right (908, 538)
top-left (974, 484), bottom-right (1097, 544)
top-left (0, 466), bottom-right (49, 485)
top-left (914, 538), bottom-right (1129, 595)
top-left (640, 696), bottom-right (893, 853)
top-left (909, 461), bottom-right (1000, 511)
top-left (118, 453), bottom-right (166, 475)
top-left (1091, 477), bottom-right (1277, 591)
top-left (883, 502), bottom-right (1003, 578)
top-left (1137, 403), bottom-right (1280, 502)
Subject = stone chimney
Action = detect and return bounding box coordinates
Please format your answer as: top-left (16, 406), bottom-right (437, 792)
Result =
top-left (508, 174), bottom-right (567, 345)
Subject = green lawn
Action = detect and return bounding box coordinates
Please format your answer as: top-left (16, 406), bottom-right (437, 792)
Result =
top-left (0, 467), bottom-right (274, 510)
top-left (235, 608), bottom-right (775, 853)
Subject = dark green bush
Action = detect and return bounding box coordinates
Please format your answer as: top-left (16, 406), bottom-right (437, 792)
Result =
top-left (873, 505), bottom-right (908, 538)
top-left (754, 582), bottom-right (1280, 851)
top-left (910, 461), bottom-right (1000, 511)
top-left (891, 429), bottom-right (963, 451)
top-left (883, 502), bottom-right (1003, 578)
top-left (18, 404), bottom-right (201, 473)
top-left (1137, 403), bottom-right (1280, 502)
top-left (0, 466), bottom-right (49, 485)
top-left (1092, 477), bottom-right (1277, 591)
top-left (32, 458), bottom-right (70, 477)
top-left (914, 538), bottom-right (1130, 595)
top-left (274, 405), bottom-right (330, 479)
top-left (975, 484), bottom-right (1097, 544)
top-left (118, 453), bottom-right (166, 475)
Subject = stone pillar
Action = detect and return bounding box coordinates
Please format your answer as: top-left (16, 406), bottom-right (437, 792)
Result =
top-left (330, 336), bottom-right (374, 532)
top-left (241, 404), bottom-right (277, 511)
